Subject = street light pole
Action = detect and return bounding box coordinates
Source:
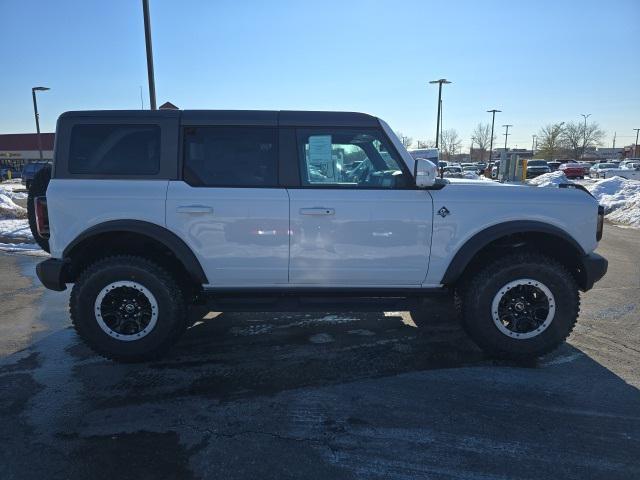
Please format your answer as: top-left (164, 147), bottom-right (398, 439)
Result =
top-left (503, 124), bottom-right (512, 150)
top-left (581, 113), bottom-right (591, 159)
top-left (31, 86), bottom-right (50, 161)
top-left (429, 79), bottom-right (451, 148)
top-left (634, 128), bottom-right (640, 158)
top-left (531, 134), bottom-right (537, 155)
top-left (487, 109), bottom-right (501, 164)
top-left (142, 0), bottom-right (157, 110)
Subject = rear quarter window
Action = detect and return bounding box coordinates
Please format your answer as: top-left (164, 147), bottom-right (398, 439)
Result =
top-left (183, 126), bottom-right (278, 187)
top-left (69, 124), bottom-right (160, 175)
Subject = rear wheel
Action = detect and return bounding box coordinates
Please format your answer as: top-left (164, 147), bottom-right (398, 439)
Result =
top-left (70, 256), bottom-right (187, 362)
top-left (456, 253), bottom-right (579, 359)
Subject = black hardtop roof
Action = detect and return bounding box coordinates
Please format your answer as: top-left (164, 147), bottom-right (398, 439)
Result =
top-left (58, 110), bottom-right (380, 127)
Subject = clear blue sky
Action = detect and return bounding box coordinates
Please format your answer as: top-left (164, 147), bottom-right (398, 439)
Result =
top-left (1, 0), bottom-right (638, 150)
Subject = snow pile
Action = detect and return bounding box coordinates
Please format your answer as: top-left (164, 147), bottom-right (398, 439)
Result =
top-left (527, 171), bottom-right (571, 187)
top-left (586, 176), bottom-right (640, 228)
top-left (0, 182), bottom-right (27, 219)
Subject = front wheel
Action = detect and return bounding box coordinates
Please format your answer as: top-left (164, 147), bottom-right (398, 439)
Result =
top-left (456, 253), bottom-right (579, 359)
top-left (70, 256), bottom-right (188, 362)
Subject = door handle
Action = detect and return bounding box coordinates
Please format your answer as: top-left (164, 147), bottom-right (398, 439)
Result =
top-left (299, 207), bottom-right (335, 216)
top-left (176, 205), bottom-right (213, 214)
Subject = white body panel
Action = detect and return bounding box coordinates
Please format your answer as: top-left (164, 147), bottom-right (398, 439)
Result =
top-left (288, 189), bottom-right (433, 285)
top-left (165, 181), bottom-right (289, 286)
top-left (47, 179), bottom-right (169, 258)
top-left (425, 179), bottom-right (599, 285)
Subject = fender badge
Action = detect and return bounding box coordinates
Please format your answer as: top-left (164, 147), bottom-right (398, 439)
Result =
top-left (437, 207), bottom-right (450, 218)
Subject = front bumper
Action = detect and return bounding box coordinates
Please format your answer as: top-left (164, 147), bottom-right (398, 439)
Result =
top-left (36, 258), bottom-right (68, 291)
top-left (579, 253), bottom-right (608, 291)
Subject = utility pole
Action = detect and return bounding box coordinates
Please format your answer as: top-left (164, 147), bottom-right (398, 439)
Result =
top-left (31, 86), bottom-right (50, 161)
top-left (487, 109), bottom-right (501, 164)
top-left (502, 124), bottom-right (512, 150)
top-left (531, 134), bottom-right (537, 154)
top-left (470, 137), bottom-right (475, 161)
top-left (612, 132), bottom-right (616, 149)
top-left (142, 0), bottom-right (157, 110)
top-left (634, 128), bottom-right (640, 158)
top-left (581, 113), bottom-right (591, 159)
top-left (429, 79), bottom-right (451, 148)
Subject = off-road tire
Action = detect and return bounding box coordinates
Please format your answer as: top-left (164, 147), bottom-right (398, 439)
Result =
top-left (456, 252), bottom-right (580, 359)
top-left (70, 255), bottom-right (187, 362)
top-left (27, 166), bottom-right (52, 252)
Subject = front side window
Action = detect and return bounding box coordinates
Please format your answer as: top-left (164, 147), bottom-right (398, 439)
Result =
top-left (183, 127), bottom-right (277, 187)
top-left (297, 129), bottom-right (409, 188)
top-left (69, 124), bottom-right (160, 175)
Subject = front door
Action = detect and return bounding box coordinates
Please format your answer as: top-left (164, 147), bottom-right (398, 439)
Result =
top-left (166, 125), bottom-right (289, 286)
top-left (288, 128), bottom-right (433, 286)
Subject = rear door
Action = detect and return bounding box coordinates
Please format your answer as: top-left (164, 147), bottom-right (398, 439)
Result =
top-left (166, 116), bottom-right (289, 286)
top-left (287, 127), bottom-right (433, 286)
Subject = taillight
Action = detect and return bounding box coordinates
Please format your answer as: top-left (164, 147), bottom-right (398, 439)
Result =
top-left (596, 205), bottom-right (604, 241)
top-left (34, 196), bottom-right (49, 238)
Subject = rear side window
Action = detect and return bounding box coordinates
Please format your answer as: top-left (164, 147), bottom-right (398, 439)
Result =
top-left (69, 124), bottom-right (160, 175)
top-left (183, 127), bottom-right (277, 187)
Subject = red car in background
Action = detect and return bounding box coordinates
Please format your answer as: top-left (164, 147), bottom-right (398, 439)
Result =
top-left (559, 161), bottom-right (585, 179)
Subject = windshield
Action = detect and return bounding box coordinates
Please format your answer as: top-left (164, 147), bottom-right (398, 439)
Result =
top-left (527, 160), bottom-right (547, 166)
top-left (600, 163), bottom-right (616, 168)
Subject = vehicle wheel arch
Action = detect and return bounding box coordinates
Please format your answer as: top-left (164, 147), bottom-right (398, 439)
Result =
top-left (63, 220), bottom-right (208, 290)
top-left (442, 221), bottom-right (589, 290)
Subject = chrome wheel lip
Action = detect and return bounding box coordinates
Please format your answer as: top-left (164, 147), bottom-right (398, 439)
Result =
top-left (94, 281), bottom-right (158, 342)
top-left (491, 278), bottom-right (555, 340)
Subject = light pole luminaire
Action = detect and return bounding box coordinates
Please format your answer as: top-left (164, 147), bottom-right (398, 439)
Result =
top-left (31, 86), bottom-right (50, 161)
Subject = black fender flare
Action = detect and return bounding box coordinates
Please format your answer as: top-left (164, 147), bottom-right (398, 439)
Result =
top-left (63, 220), bottom-right (208, 284)
top-left (441, 221), bottom-right (586, 285)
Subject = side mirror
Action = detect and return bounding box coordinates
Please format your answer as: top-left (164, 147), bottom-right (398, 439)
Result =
top-left (414, 158), bottom-right (437, 188)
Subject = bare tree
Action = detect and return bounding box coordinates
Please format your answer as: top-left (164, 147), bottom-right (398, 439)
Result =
top-left (536, 123), bottom-right (566, 160)
top-left (562, 121), bottom-right (605, 160)
top-left (440, 129), bottom-right (462, 160)
top-left (395, 131), bottom-right (413, 149)
top-left (471, 123), bottom-right (493, 161)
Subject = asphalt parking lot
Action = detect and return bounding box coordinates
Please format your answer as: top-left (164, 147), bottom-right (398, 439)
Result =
top-left (0, 224), bottom-right (638, 480)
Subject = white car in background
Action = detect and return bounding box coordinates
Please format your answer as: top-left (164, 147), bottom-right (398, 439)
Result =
top-left (590, 162), bottom-right (618, 178)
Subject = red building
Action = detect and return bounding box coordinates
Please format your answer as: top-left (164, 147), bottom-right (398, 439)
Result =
top-left (0, 133), bottom-right (55, 169)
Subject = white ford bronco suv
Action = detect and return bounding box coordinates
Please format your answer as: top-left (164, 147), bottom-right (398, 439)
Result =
top-left (31, 110), bottom-right (607, 362)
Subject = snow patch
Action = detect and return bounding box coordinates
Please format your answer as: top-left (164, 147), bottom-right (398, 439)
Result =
top-left (586, 176), bottom-right (640, 228)
top-left (527, 171), bottom-right (571, 187)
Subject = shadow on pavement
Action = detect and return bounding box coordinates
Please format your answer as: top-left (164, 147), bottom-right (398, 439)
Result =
top-left (1, 299), bottom-right (639, 480)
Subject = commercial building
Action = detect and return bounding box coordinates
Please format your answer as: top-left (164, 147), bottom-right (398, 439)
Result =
top-left (0, 133), bottom-right (54, 170)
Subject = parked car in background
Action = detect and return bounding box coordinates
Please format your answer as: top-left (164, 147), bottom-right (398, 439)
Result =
top-left (443, 165), bottom-right (463, 177)
top-left (526, 159), bottom-right (551, 178)
top-left (578, 162), bottom-right (592, 176)
top-left (21, 161), bottom-right (52, 189)
top-left (590, 162), bottom-right (618, 178)
top-left (619, 159), bottom-right (640, 170)
top-left (462, 165), bottom-right (480, 175)
top-left (599, 164), bottom-right (640, 180)
top-left (547, 161), bottom-right (561, 172)
top-left (475, 162), bottom-right (487, 174)
top-left (559, 161), bottom-right (585, 179)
